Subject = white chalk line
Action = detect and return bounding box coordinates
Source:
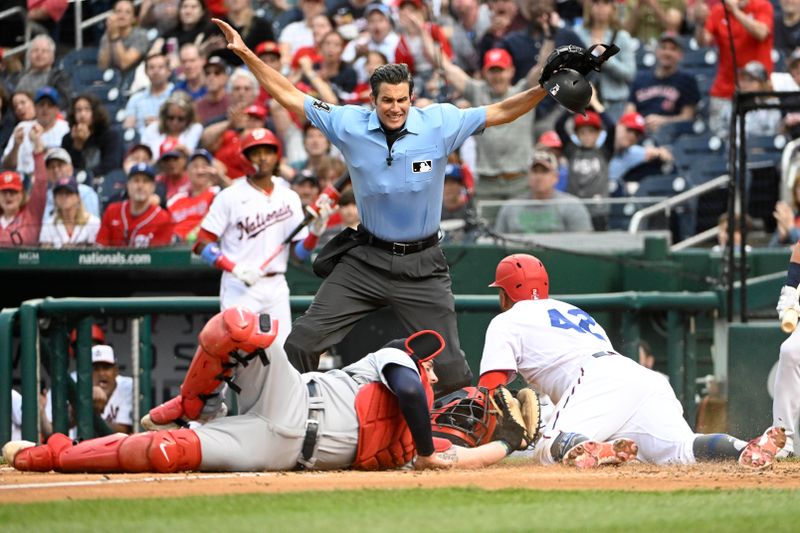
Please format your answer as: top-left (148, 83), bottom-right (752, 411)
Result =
top-left (0, 472), bottom-right (274, 491)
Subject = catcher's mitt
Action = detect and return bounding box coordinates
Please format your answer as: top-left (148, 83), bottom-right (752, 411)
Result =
top-left (515, 387), bottom-right (542, 445)
top-left (490, 386), bottom-right (541, 451)
top-left (539, 43), bottom-right (620, 86)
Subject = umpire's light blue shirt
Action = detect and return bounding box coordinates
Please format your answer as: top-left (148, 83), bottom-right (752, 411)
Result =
top-left (304, 96), bottom-right (486, 242)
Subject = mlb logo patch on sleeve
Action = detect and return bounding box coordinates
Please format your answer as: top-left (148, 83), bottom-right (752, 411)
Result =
top-left (412, 160), bottom-right (432, 173)
top-left (312, 100), bottom-right (331, 112)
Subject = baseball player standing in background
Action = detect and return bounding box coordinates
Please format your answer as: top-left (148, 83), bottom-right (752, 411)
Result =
top-left (191, 127), bottom-right (332, 348)
top-left (477, 253), bottom-right (786, 469)
top-left (4, 308), bottom-right (529, 473)
top-left (212, 18), bottom-right (553, 396)
top-left (773, 241), bottom-right (800, 457)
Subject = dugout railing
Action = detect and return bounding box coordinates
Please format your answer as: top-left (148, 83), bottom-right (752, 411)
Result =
top-left (1, 293), bottom-right (720, 445)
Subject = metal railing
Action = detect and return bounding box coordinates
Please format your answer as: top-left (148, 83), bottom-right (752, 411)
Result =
top-left (0, 7), bottom-right (32, 61)
top-left (628, 174), bottom-right (730, 243)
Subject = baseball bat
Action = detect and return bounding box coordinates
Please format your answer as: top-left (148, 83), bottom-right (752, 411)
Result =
top-left (782, 309), bottom-right (798, 333)
top-left (259, 172), bottom-right (350, 272)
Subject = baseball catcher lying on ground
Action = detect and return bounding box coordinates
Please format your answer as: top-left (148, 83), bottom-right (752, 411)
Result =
top-left (3, 308), bottom-right (534, 473)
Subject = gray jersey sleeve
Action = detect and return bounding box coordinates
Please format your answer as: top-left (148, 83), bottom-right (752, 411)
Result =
top-left (342, 348), bottom-right (420, 388)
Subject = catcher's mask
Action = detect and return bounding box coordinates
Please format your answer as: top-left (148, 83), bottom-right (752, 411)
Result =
top-left (543, 68), bottom-right (592, 115)
top-left (430, 386), bottom-right (497, 447)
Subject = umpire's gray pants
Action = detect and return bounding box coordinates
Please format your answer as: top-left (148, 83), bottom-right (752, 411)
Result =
top-left (284, 243), bottom-right (473, 396)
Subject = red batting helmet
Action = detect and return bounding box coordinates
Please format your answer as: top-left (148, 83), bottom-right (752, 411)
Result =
top-left (240, 128), bottom-right (282, 161)
top-left (489, 254), bottom-right (549, 302)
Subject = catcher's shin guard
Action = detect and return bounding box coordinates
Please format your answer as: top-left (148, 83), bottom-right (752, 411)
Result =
top-left (148, 307), bottom-right (278, 424)
top-left (11, 433), bottom-right (73, 472)
top-left (54, 429), bottom-right (202, 473)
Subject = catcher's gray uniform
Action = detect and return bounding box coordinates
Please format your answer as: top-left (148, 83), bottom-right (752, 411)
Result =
top-left (196, 344), bottom-right (419, 471)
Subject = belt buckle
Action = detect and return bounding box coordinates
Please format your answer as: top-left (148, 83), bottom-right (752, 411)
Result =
top-left (306, 418), bottom-right (319, 431)
top-left (391, 242), bottom-right (408, 255)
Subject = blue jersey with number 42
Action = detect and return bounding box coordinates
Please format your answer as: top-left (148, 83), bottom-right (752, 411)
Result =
top-left (480, 298), bottom-right (615, 403)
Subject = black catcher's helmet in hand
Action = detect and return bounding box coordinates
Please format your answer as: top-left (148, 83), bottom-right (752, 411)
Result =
top-left (539, 43), bottom-right (620, 115)
top-left (543, 69), bottom-right (593, 115)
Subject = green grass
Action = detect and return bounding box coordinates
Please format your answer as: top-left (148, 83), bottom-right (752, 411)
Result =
top-left (1, 488), bottom-right (796, 532)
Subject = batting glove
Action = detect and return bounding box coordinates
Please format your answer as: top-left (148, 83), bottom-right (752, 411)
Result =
top-left (777, 285), bottom-right (800, 319)
top-left (232, 264), bottom-right (261, 287)
top-left (309, 195), bottom-right (336, 237)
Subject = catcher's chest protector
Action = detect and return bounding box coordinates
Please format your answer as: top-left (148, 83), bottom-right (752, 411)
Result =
top-left (351, 381), bottom-right (433, 470)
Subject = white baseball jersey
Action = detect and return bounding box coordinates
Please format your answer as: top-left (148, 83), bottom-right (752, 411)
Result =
top-left (480, 299), bottom-right (615, 404)
top-left (11, 389), bottom-right (22, 442)
top-left (480, 298), bottom-right (699, 465)
top-left (201, 178), bottom-right (308, 274)
top-left (45, 375), bottom-right (134, 437)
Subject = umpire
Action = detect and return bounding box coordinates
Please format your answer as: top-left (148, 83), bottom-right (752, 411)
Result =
top-left (214, 17), bottom-right (549, 395)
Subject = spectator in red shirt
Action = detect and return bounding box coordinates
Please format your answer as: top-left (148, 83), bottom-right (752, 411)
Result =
top-left (96, 163), bottom-right (173, 247)
top-left (168, 148), bottom-right (228, 242)
top-left (0, 126), bottom-right (47, 247)
top-left (696, 0), bottom-right (774, 138)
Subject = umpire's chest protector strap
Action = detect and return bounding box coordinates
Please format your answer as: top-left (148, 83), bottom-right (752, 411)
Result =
top-left (350, 383), bottom-right (416, 470)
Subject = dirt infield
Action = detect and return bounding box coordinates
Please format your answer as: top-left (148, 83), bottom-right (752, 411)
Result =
top-left (3, 460), bottom-right (800, 503)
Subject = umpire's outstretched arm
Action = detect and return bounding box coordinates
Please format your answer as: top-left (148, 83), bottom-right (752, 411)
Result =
top-left (213, 18), bottom-right (308, 119)
top-left (483, 85), bottom-right (549, 128)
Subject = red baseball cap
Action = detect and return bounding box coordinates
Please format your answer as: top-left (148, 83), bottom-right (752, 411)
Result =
top-left (255, 41), bottom-right (280, 57)
top-left (396, 0), bottom-right (422, 8)
top-left (537, 131), bottom-right (563, 149)
top-left (244, 104), bottom-right (268, 120)
top-left (619, 111), bottom-right (646, 134)
top-left (0, 170), bottom-right (23, 192)
top-left (574, 111), bottom-right (602, 130)
top-left (483, 48), bottom-right (513, 70)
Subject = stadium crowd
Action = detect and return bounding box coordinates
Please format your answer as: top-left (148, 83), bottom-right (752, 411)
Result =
top-left (0, 0), bottom-right (799, 249)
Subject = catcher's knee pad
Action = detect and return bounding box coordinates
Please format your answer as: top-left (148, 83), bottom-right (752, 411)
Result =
top-left (118, 429), bottom-right (202, 473)
top-left (201, 307), bottom-right (279, 355)
top-left (152, 308), bottom-right (279, 423)
top-left (13, 433), bottom-right (74, 472)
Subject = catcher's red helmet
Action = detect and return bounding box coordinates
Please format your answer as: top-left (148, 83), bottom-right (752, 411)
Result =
top-left (430, 386), bottom-right (497, 448)
top-left (240, 128), bottom-right (282, 160)
top-left (489, 254), bottom-right (549, 302)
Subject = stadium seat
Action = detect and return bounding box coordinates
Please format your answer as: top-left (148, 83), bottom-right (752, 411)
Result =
top-left (687, 155), bottom-right (729, 185)
top-left (651, 120), bottom-right (698, 148)
top-left (633, 174), bottom-right (697, 242)
top-left (672, 132), bottom-right (725, 171)
top-left (682, 47), bottom-right (718, 78)
top-left (60, 46), bottom-right (99, 71)
top-left (71, 65), bottom-right (122, 93)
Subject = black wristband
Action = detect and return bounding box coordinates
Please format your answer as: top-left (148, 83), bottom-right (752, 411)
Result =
top-left (787, 262), bottom-right (800, 288)
top-left (497, 440), bottom-right (514, 456)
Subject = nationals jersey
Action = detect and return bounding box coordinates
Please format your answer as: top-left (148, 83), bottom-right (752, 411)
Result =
top-left (168, 187), bottom-right (218, 241)
top-left (97, 201), bottom-right (173, 247)
top-left (480, 298), bottom-right (615, 404)
top-left (45, 375), bottom-right (134, 438)
top-left (200, 178), bottom-right (308, 274)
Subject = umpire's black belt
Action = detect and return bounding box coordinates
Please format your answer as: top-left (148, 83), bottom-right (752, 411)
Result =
top-left (591, 351), bottom-right (617, 358)
top-left (297, 380), bottom-right (323, 470)
top-left (365, 231), bottom-right (439, 256)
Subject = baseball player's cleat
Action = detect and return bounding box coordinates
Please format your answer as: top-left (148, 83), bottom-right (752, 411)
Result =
top-left (2, 440), bottom-right (37, 465)
top-left (738, 426), bottom-right (786, 469)
top-left (563, 438), bottom-right (639, 469)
